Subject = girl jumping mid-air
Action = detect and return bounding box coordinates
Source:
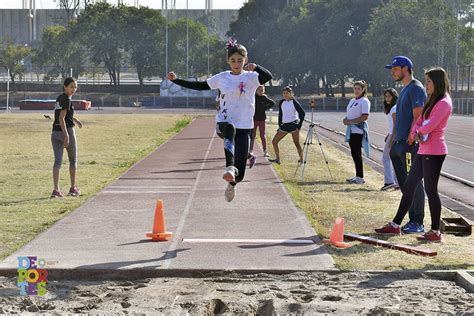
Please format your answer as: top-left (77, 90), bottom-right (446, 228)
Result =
top-left (167, 38), bottom-right (272, 202)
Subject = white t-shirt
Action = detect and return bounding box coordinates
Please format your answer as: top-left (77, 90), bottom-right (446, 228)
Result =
top-left (281, 100), bottom-right (299, 123)
top-left (388, 105), bottom-right (396, 135)
top-left (346, 97), bottom-right (370, 134)
top-left (207, 71), bottom-right (260, 129)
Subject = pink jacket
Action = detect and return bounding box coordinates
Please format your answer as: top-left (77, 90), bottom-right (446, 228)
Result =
top-left (410, 94), bottom-right (452, 155)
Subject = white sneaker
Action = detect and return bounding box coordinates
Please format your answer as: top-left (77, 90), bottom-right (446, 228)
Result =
top-left (225, 183), bottom-right (236, 202)
top-left (346, 176), bottom-right (357, 182)
top-left (222, 166), bottom-right (237, 183)
top-left (349, 176), bottom-right (365, 184)
top-left (263, 150), bottom-right (270, 157)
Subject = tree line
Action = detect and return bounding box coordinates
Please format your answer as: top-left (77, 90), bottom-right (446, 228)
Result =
top-left (0, 2), bottom-right (225, 86)
top-left (228, 0), bottom-right (473, 96)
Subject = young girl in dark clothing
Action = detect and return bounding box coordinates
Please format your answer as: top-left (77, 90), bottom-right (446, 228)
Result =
top-left (248, 85), bottom-right (275, 167)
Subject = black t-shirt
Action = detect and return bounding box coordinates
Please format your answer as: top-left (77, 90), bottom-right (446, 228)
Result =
top-left (52, 93), bottom-right (75, 131)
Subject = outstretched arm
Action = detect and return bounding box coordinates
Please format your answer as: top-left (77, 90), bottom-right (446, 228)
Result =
top-left (167, 72), bottom-right (211, 91)
top-left (244, 64), bottom-right (272, 85)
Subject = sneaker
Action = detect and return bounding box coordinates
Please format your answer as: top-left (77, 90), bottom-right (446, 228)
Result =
top-left (68, 186), bottom-right (81, 197)
top-left (50, 190), bottom-right (64, 198)
top-left (417, 230), bottom-right (441, 242)
top-left (263, 151), bottom-right (270, 158)
top-left (222, 166), bottom-right (238, 183)
top-left (346, 176), bottom-right (357, 182)
top-left (248, 154), bottom-right (257, 169)
top-left (225, 183), bottom-right (236, 202)
top-left (348, 176), bottom-right (365, 184)
top-left (401, 221), bottom-right (425, 234)
top-left (381, 183), bottom-right (397, 191)
top-left (268, 158), bottom-right (280, 165)
top-left (375, 222), bottom-right (401, 235)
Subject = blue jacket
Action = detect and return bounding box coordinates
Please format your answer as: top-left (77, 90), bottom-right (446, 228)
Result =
top-left (345, 122), bottom-right (370, 157)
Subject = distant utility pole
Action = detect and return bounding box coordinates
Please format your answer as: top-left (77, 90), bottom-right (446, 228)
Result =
top-left (206, 0), bottom-right (212, 77)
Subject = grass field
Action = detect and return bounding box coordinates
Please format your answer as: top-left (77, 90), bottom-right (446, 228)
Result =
top-left (0, 113), bottom-right (191, 260)
top-left (264, 122), bottom-right (474, 271)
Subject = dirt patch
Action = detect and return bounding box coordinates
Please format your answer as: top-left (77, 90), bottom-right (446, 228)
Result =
top-left (1, 272), bottom-right (473, 314)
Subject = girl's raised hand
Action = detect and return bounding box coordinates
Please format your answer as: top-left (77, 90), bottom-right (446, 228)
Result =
top-left (244, 63), bottom-right (257, 71)
top-left (167, 72), bottom-right (177, 81)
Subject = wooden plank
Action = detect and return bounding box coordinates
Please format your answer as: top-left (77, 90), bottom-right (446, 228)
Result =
top-left (344, 233), bottom-right (437, 257)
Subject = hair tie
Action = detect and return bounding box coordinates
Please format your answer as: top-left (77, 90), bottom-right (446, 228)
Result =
top-left (226, 37), bottom-right (237, 49)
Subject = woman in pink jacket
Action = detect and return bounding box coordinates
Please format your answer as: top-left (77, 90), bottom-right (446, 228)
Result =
top-left (375, 67), bottom-right (452, 241)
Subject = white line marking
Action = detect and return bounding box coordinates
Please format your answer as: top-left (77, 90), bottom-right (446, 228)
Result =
top-left (182, 238), bottom-right (315, 244)
top-left (102, 191), bottom-right (190, 194)
top-left (108, 185), bottom-right (193, 189)
top-left (163, 129), bottom-right (217, 269)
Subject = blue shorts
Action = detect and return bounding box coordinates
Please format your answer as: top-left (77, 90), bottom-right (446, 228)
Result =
top-left (278, 121), bottom-right (299, 133)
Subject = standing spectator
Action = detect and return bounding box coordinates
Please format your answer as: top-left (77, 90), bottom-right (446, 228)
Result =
top-left (386, 56), bottom-right (427, 234)
top-left (248, 85), bottom-right (275, 167)
top-left (343, 80), bottom-right (371, 184)
top-left (51, 77), bottom-right (83, 198)
top-left (381, 88), bottom-right (399, 191)
top-left (375, 68), bottom-right (452, 241)
top-left (269, 86), bottom-right (305, 165)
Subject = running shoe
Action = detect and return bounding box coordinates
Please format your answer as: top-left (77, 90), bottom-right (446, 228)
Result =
top-left (225, 183), bottom-right (236, 202)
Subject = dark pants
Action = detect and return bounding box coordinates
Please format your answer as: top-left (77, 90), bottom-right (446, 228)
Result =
top-left (216, 122), bottom-right (251, 185)
top-left (390, 140), bottom-right (425, 225)
top-left (393, 154), bottom-right (446, 230)
top-left (349, 133), bottom-right (364, 178)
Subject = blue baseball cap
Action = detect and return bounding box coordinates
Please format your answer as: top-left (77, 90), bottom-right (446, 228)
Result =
top-left (385, 56), bottom-right (413, 69)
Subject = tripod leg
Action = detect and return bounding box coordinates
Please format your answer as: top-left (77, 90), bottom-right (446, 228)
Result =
top-left (294, 128), bottom-right (310, 177)
top-left (313, 130), bottom-right (333, 180)
top-left (300, 126), bottom-right (313, 180)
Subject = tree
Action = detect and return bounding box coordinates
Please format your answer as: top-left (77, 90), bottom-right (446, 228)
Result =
top-left (32, 25), bottom-right (85, 80)
top-left (359, 0), bottom-right (459, 95)
top-left (74, 2), bottom-right (125, 86)
top-left (122, 6), bottom-right (166, 85)
top-left (58, 0), bottom-right (93, 22)
top-left (0, 40), bottom-right (32, 85)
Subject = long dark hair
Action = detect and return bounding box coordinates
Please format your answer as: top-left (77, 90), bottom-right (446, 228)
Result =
top-left (422, 67), bottom-right (449, 119)
top-left (383, 88), bottom-right (398, 114)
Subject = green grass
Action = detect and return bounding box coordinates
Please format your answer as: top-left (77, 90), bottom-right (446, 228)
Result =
top-left (0, 113), bottom-right (192, 260)
top-left (265, 122), bottom-right (474, 271)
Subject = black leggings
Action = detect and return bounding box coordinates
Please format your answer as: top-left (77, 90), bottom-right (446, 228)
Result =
top-left (349, 133), bottom-right (364, 178)
top-left (393, 154), bottom-right (446, 230)
top-left (216, 122), bottom-right (252, 185)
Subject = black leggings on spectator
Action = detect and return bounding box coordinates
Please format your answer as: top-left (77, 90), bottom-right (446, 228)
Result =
top-left (349, 133), bottom-right (364, 178)
top-left (216, 122), bottom-right (252, 185)
top-left (393, 154), bottom-right (446, 230)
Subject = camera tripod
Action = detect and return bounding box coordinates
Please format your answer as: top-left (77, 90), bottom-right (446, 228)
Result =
top-left (294, 106), bottom-right (333, 181)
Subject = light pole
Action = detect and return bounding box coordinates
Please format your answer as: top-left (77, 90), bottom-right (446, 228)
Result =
top-left (6, 68), bottom-right (10, 112)
top-left (186, 0), bottom-right (189, 107)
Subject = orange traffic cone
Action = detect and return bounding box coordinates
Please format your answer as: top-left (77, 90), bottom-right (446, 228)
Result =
top-left (322, 217), bottom-right (351, 248)
top-left (146, 199), bottom-right (172, 241)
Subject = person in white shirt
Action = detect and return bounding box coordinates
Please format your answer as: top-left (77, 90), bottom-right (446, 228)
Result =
top-left (167, 38), bottom-right (272, 202)
top-left (381, 88), bottom-right (399, 191)
top-left (343, 80), bottom-right (371, 184)
top-left (269, 86), bottom-right (305, 165)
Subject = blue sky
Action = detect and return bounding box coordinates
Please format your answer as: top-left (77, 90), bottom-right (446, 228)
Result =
top-left (1, 0), bottom-right (247, 9)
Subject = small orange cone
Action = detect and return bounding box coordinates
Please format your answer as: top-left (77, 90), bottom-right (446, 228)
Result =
top-left (146, 199), bottom-right (172, 241)
top-left (322, 217), bottom-right (351, 248)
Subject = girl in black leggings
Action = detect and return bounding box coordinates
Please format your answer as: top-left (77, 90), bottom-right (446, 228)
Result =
top-left (167, 39), bottom-right (272, 202)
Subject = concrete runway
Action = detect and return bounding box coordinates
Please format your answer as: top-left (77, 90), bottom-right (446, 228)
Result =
top-left (0, 118), bottom-right (334, 275)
